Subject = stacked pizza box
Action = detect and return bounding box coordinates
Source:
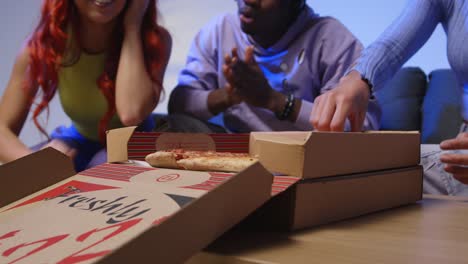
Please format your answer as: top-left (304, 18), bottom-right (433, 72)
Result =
top-left (0, 127), bottom-right (421, 263)
top-left (247, 131), bottom-right (422, 230)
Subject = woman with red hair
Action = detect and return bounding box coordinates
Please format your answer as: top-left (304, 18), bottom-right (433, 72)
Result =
top-left (0, 0), bottom-right (171, 171)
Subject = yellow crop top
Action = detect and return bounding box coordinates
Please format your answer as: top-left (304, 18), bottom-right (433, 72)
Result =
top-left (58, 52), bottom-right (122, 141)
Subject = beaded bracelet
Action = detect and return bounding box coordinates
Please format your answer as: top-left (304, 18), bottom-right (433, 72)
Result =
top-left (360, 73), bottom-right (375, 99)
top-left (276, 93), bottom-right (295, 121)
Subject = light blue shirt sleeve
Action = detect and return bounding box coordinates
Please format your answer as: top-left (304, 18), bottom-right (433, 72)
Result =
top-left (355, 0), bottom-right (443, 91)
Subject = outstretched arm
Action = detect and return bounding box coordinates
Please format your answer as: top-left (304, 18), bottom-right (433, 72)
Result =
top-left (0, 48), bottom-right (37, 162)
top-left (116, 0), bottom-right (172, 126)
top-left (311, 0), bottom-right (442, 131)
top-left (310, 18), bottom-right (380, 131)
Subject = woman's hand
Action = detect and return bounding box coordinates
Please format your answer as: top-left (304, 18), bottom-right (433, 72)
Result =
top-left (123, 0), bottom-right (150, 31)
top-left (41, 139), bottom-right (77, 159)
top-left (440, 132), bottom-right (468, 184)
top-left (310, 70), bottom-right (370, 132)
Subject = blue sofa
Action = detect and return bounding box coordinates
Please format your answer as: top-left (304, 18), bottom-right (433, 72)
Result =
top-left (376, 68), bottom-right (463, 143)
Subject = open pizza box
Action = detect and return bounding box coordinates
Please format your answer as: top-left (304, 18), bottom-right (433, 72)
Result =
top-left (106, 128), bottom-right (422, 231)
top-left (0, 144), bottom-right (273, 263)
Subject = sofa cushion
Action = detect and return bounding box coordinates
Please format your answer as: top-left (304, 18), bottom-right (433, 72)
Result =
top-left (375, 67), bottom-right (427, 131)
top-left (421, 69), bottom-right (463, 143)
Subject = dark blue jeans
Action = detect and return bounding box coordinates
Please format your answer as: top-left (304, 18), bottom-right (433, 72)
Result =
top-left (48, 125), bottom-right (103, 172)
top-left (39, 117), bottom-right (155, 172)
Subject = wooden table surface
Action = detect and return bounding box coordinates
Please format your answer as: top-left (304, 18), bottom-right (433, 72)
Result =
top-left (188, 195), bottom-right (468, 264)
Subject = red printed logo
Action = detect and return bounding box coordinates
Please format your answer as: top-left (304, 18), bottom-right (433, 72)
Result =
top-left (156, 174), bottom-right (180, 182)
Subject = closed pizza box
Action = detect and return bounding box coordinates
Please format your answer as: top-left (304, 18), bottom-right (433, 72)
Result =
top-left (0, 148), bottom-right (273, 263)
top-left (249, 131), bottom-right (421, 179)
top-left (244, 166), bottom-right (423, 231)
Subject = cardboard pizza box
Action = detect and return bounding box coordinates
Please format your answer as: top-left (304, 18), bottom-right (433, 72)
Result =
top-left (250, 131), bottom-right (421, 179)
top-left (108, 128), bottom-right (420, 179)
top-left (245, 166), bottom-right (422, 230)
top-left (0, 148), bottom-right (273, 263)
top-left (106, 128), bottom-right (422, 231)
top-left (247, 131), bottom-right (422, 230)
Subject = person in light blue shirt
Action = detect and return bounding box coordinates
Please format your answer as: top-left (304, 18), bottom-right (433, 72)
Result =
top-left (310, 0), bottom-right (468, 195)
top-left (168, 0), bottom-right (380, 133)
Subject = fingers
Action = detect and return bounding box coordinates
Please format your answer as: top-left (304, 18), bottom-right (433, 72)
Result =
top-left (349, 110), bottom-right (366, 132)
top-left (224, 53), bottom-right (232, 65)
top-left (441, 151), bottom-right (468, 184)
top-left (441, 153), bottom-right (468, 166)
top-left (222, 63), bottom-right (233, 83)
top-left (312, 92), bottom-right (343, 132)
top-left (310, 93), bottom-right (365, 132)
top-left (223, 53), bottom-right (238, 88)
top-left (245, 46), bottom-right (255, 64)
top-left (231, 47), bottom-right (239, 61)
top-left (317, 95), bottom-right (336, 131)
top-left (440, 136), bottom-right (468, 150)
top-left (444, 165), bottom-right (468, 184)
top-left (330, 102), bottom-right (349, 132)
top-left (310, 95), bottom-right (324, 130)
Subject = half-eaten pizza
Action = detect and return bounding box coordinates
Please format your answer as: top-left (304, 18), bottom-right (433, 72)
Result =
top-left (145, 149), bottom-right (258, 172)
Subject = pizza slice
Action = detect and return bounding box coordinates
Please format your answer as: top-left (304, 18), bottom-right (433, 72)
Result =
top-left (177, 156), bottom-right (258, 173)
top-left (145, 149), bottom-right (258, 172)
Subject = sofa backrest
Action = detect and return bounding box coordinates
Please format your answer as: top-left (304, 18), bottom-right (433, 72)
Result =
top-left (422, 69), bottom-right (463, 143)
top-left (375, 67), bottom-right (427, 131)
top-left (375, 68), bottom-right (463, 144)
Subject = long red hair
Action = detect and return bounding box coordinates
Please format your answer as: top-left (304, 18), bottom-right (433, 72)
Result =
top-left (26, 0), bottom-right (166, 142)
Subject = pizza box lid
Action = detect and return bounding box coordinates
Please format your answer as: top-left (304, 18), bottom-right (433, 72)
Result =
top-left (0, 148), bottom-right (273, 263)
top-left (106, 127), bottom-right (251, 163)
top-left (249, 131), bottom-right (421, 179)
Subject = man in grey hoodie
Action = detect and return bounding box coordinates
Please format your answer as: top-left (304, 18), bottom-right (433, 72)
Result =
top-left (169, 0), bottom-right (380, 133)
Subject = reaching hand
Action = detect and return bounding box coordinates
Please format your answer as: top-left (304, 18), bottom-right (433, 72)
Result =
top-left (123, 0), bottom-right (150, 31)
top-left (310, 70), bottom-right (370, 132)
top-left (41, 139), bottom-right (77, 159)
top-left (223, 46), bottom-right (275, 109)
top-left (440, 132), bottom-right (468, 184)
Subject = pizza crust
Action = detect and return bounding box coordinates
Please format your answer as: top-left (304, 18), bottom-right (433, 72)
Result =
top-left (177, 156), bottom-right (258, 173)
top-left (145, 151), bottom-right (181, 169)
top-left (144, 150), bottom-right (257, 172)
